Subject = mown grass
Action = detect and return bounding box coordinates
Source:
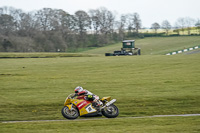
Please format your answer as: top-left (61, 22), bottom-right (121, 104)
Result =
top-left (0, 36), bottom-right (200, 132)
top-left (0, 54), bottom-right (200, 122)
top-left (1, 116), bottom-right (200, 133)
top-left (82, 36), bottom-right (200, 55)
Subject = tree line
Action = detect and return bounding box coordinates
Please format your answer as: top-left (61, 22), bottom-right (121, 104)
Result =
top-left (0, 6), bottom-right (142, 52)
top-left (0, 6), bottom-right (199, 52)
top-left (151, 18), bottom-right (200, 35)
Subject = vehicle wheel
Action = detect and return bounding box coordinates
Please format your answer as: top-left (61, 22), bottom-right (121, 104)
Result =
top-left (138, 49), bottom-right (141, 55)
top-left (61, 106), bottom-right (79, 119)
top-left (102, 104), bottom-right (119, 118)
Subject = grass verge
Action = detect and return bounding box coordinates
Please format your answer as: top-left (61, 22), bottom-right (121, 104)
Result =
top-left (0, 52), bottom-right (99, 58)
top-left (1, 116), bottom-right (200, 133)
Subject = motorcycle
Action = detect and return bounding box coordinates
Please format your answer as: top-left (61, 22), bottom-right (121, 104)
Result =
top-left (61, 93), bottom-right (119, 119)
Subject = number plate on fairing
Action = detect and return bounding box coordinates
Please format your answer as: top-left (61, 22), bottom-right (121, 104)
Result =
top-left (85, 104), bottom-right (96, 113)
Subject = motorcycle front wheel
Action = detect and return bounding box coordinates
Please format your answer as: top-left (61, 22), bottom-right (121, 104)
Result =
top-left (102, 104), bottom-right (119, 118)
top-left (61, 106), bottom-right (79, 119)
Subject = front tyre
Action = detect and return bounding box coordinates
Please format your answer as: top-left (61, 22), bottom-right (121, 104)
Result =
top-left (102, 104), bottom-right (119, 118)
top-left (61, 106), bottom-right (79, 119)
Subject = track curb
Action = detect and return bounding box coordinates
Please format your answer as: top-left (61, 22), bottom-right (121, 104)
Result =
top-left (166, 46), bottom-right (200, 55)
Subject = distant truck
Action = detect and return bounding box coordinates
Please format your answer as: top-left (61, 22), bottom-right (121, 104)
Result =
top-left (105, 40), bottom-right (141, 56)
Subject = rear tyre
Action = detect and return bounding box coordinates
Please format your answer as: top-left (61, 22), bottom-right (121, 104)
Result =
top-left (102, 104), bottom-right (119, 118)
top-left (61, 106), bottom-right (79, 119)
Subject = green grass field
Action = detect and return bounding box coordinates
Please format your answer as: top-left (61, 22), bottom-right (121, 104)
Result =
top-left (82, 36), bottom-right (200, 55)
top-left (1, 116), bottom-right (200, 133)
top-left (0, 36), bottom-right (200, 132)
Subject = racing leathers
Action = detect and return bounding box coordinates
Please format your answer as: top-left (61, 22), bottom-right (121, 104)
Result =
top-left (75, 89), bottom-right (102, 107)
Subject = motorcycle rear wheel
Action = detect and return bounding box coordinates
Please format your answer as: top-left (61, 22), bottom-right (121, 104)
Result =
top-left (102, 104), bottom-right (119, 118)
top-left (61, 106), bottom-right (79, 119)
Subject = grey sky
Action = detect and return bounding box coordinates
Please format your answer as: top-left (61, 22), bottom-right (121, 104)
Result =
top-left (0, 0), bottom-right (200, 27)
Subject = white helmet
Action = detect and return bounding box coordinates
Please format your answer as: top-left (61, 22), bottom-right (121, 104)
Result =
top-left (75, 86), bottom-right (83, 93)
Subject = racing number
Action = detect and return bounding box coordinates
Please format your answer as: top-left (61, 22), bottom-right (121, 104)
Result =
top-left (85, 105), bottom-right (96, 113)
top-left (88, 107), bottom-right (92, 111)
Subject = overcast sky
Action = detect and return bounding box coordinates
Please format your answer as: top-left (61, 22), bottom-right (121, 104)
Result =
top-left (1, 0), bottom-right (200, 27)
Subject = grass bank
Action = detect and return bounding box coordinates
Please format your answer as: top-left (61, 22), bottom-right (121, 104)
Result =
top-left (82, 36), bottom-right (200, 55)
top-left (0, 54), bottom-right (200, 121)
top-left (1, 116), bottom-right (200, 133)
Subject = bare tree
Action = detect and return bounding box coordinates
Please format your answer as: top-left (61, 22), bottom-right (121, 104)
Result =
top-left (176, 18), bottom-right (186, 34)
top-left (74, 10), bottom-right (91, 47)
top-left (97, 7), bottom-right (115, 35)
top-left (185, 17), bottom-right (195, 35)
top-left (195, 19), bottom-right (200, 35)
top-left (35, 8), bottom-right (55, 31)
top-left (133, 13), bottom-right (142, 33)
top-left (0, 14), bottom-right (15, 35)
top-left (16, 12), bottom-right (35, 37)
top-left (88, 7), bottom-right (115, 44)
top-left (90, 7), bottom-right (115, 35)
top-left (126, 14), bottom-right (134, 33)
top-left (116, 14), bottom-right (127, 40)
top-left (0, 7), bottom-right (3, 14)
top-left (162, 20), bottom-right (171, 35)
top-left (59, 11), bottom-right (76, 48)
top-left (74, 10), bottom-right (91, 35)
top-left (174, 22), bottom-right (181, 35)
top-left (151, 22), bottom-right (160, 33)
top-left (0, 6), bottom-right (11, 14)
top-left (126, 13), bottom-right (142, 34)
top-left (88, 9), bottom-right (100, 35)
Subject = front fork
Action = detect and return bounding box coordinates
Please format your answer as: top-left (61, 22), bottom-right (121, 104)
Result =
top-left (65, 103), bottom-right (73, 111)
top-left (70, 103), bottom-right (73, 111)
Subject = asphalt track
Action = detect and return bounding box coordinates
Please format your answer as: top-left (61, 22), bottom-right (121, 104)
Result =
top-left (2, 114), bottom-right (200, 123)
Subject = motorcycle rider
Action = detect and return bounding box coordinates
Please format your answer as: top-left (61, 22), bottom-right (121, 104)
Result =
top-left (74, 86), bottom-right (102, 108)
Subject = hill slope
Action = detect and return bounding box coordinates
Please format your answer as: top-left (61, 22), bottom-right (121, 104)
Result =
top-left (82, 36), bottom-right (200, 55)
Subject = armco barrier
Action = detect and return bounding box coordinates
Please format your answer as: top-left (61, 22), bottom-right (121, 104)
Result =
top-left (166, 46), bottom-right (200, 55)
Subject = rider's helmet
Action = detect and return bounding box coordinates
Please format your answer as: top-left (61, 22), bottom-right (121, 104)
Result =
top-left (75, 86), bottom-right (83, 93)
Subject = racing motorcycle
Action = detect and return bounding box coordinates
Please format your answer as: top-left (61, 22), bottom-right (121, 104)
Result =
top-left (61, 93), bottom-right (119, 119)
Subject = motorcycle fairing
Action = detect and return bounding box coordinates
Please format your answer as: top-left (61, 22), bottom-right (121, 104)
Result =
top-left (77, 101), bottom-right (97, 116)
top-left (100, 96), bottom-right (111, 101)
top-left (77, 100), bottom-right (91, 110)
top-left (68, 99), bottom-right (97, 116)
